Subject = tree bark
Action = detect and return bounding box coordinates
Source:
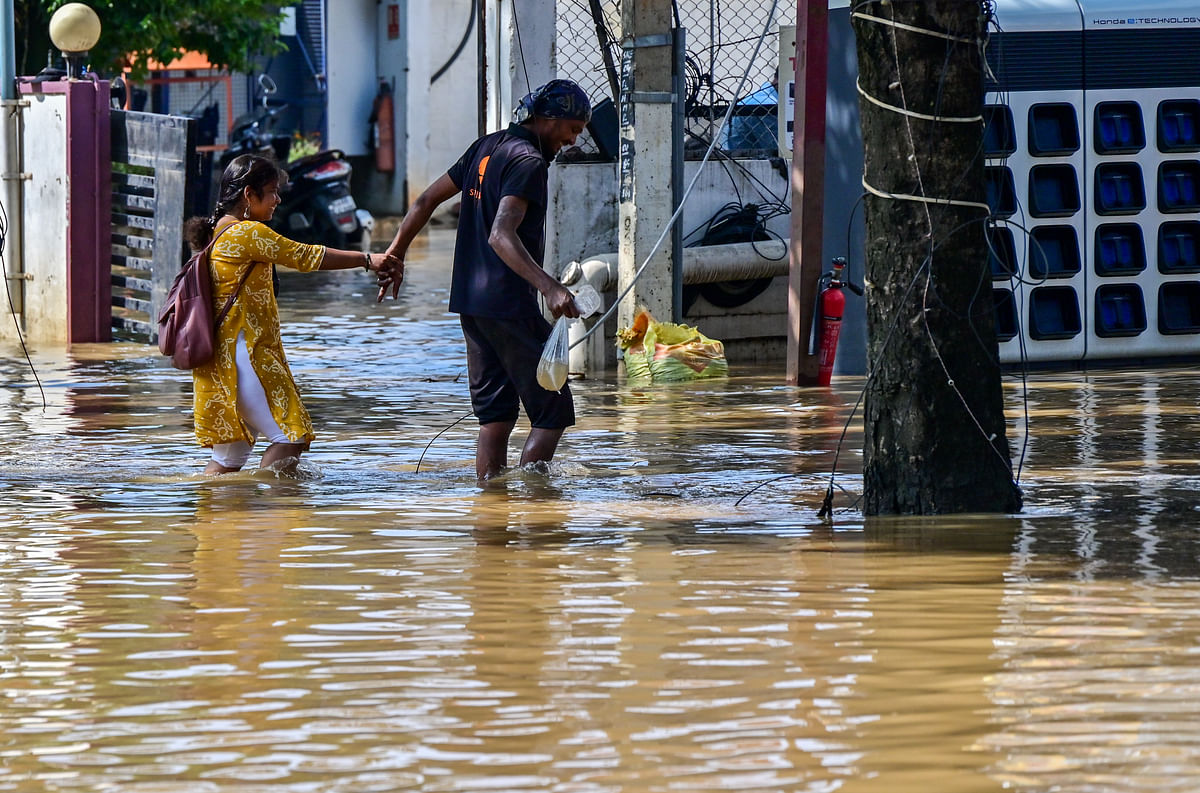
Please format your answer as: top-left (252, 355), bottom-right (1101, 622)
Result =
top-left (853, 0), bottom-right (1022, 515)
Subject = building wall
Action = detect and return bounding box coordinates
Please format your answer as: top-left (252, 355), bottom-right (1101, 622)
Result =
top-left (325, 0), bottom-right (478, 215)
top-left (424, 0), bottom-right (480, 195)
top-left (325, 0), bottom-right (376, 158)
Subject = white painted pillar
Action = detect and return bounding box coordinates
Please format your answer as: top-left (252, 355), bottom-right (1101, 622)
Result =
top-left (0, 0), bottom-right (24, 321)
top-left (617, 0), bottom-right (675, 328)
top-left (374, 0), bottom-right (407, 214)
top-left (484, 0), bottom-right (556, 133)
top-left (403, 0), bottom-right (433, 207)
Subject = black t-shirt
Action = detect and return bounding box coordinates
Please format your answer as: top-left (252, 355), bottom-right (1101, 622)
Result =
top-left (446, 123), bottom-right (549, 318)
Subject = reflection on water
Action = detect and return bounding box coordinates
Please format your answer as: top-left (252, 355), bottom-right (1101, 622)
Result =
top-left (3, 229), bottom-right (1200, 790)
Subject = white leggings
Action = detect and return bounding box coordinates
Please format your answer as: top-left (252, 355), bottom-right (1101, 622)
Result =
top-left (210, 332), bottom-right (291, 468)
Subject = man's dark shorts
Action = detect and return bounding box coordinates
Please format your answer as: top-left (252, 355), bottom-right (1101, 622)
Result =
top-left (461, 314), bottom-right (575, 428)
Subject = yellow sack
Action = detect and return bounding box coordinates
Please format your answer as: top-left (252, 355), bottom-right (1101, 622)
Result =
top-left (616, 310), bottom-right (728, 382)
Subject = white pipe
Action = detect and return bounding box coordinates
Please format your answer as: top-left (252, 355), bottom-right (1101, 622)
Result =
top-left (561, 239), bottom-right (790, 293)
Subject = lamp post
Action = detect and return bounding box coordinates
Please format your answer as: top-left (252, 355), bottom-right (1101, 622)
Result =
top-left (48, 3), bottom-right (101, 79)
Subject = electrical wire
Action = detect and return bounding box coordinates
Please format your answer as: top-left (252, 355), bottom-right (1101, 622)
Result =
top-left (737, 1), bottom-right (1024, 514)
top-left (415, 0), bottom-right (781, 474)
top-left (735, 215), bottom-right (993, 511)
top-left (432, 0), bottom-right (478, 84)
top-left (511, 0), bottom-right (532, 95)
top-left (570, 0), bottom-right (781, 352)
top-left (0, 198), bottom-right (47, 411)
top-left (415, 410), bottom-right (474, 474)
top-left (878, 0), bottom-right (1021, 496)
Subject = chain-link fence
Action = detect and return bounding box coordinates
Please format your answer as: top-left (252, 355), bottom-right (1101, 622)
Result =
top-left (556, 0), bottom-right (795, 158)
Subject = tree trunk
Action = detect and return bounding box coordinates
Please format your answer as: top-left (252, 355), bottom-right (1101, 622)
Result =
top-left (853, 0), bottom-right (1022, 515)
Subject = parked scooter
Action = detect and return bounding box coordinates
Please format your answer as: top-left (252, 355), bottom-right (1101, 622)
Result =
top-left (218, 75), bottom-right (374, 252)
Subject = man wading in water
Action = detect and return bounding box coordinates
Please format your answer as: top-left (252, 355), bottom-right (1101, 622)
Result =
top-left (379, 79), bottom-right (590, 480)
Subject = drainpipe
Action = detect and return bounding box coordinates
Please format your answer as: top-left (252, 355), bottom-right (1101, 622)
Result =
top-left (561, 240), bottom-right (790, 294)
top-left (0, 0), bottom-right (26, 321)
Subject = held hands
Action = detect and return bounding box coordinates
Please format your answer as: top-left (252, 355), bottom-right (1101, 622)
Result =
top-left (368, 253), bottom-right (405, 302)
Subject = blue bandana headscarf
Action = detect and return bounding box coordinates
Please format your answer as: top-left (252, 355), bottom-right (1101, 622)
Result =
top-left (514, 79), bottom-right (592, 124)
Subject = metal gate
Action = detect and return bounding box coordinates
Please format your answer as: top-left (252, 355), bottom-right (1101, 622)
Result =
top-left (109, 110), bottom-right (196, 341)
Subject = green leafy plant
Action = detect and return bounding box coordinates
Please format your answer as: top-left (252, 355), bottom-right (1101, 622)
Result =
top-left (288, 131), bottom-right (322, 162)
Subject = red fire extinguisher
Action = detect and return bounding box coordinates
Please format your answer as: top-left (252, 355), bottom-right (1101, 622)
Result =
top-left (370, 80), bottom-right (395, 173)
top-left (813, 257), bottom-right (861, 387)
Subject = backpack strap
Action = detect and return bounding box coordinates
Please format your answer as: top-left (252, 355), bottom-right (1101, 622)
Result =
top-left (207, 222), bottom-right (258, 331)
top-left (213, 264), bottom-right (256, 329)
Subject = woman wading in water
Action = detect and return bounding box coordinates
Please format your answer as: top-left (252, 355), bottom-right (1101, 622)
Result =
top-left (186, 154), bottom-right (400, 475)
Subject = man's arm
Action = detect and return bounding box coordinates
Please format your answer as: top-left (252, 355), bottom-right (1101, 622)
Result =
top-left (379, 173), bottom-right (460, 299)
top-left (488, 195), bottom-right (579, 319)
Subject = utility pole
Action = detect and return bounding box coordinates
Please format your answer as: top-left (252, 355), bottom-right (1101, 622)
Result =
top-left (786, 0), bottom-right (828, 386)
top-left (617, 0), bottom-right (676, 328)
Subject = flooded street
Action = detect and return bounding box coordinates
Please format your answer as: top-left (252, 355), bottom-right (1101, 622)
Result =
top-left (4, 229), bottom-right (1200, 791)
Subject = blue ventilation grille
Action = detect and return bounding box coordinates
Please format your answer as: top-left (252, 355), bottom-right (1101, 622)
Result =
top-left (1095, 163), bottom-right (1146, 215)
top-left (1159, 162), bottom-right (1200, 213)
top-left (1029, 226), bottom-right (1081, 279)
top-left (1029, 286), bottom-right (1082, 340)
top-left (1095, 224), bottom-right (1145, 276)
top-left (1159, 100), bottom-right (1200, 152)
top-left (1158, 222), bottom-right (1200, 274)
top-left (986, 167), bottom-right (1017, 218)
top-left (1158, 282), bottom-right (1200, 334)
top-left (985, 105), bottom-right (1017, 158)
top-left (988, 225), bottom-right (1017, 280)
top-left (1029, 165), bottom-right (1081, 217)
top-left (1094, 102), bottom-right (1145, 154)
top-left (1095, 284), bottom-right (1146, 337)
top-left (993, 289), bottom-right (1018, 341)
top-left (1029, 103), bottom-right (1080, 156)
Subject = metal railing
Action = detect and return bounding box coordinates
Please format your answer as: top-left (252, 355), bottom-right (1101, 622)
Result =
top-left (110, 110), bottom-right (196, 340)
top-left (555, 0), bottom-right (794, 157)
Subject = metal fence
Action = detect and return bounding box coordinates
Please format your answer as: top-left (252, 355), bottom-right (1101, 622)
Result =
top-left (555, 0), bottom-right (795, 157)
top-left (110, 111), bottom-right (197, 341)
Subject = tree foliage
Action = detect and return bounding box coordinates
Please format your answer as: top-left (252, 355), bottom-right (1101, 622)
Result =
top-left (17, 1), bottom-right (298, 78)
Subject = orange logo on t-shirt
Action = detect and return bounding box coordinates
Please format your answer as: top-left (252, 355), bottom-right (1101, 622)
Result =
top-left (469, 155), bottom-right (490, 200)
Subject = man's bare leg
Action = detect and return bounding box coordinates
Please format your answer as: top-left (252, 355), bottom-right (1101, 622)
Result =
top-left (477, 420), bottom-right (517, 480)
top-left (520, 427), bottom-right (565, 468)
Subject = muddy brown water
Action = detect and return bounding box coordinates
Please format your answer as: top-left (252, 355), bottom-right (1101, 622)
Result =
top-left (3, 229), bottom-right (1200, 791)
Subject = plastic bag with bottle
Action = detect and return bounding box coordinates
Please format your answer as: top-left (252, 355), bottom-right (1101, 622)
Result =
top-left (536, 285), bottom-right (602, 392)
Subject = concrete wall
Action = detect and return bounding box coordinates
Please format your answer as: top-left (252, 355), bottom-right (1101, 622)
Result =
top-left (10, 91), bottom-right (68, 344)
top-left (484, 0), bottom-right (556, 134)
top-left (425, 0), bottom-right (481, 190)
top-left (548, 158), bottom-right (794, 372)
top-left (345, 0), bottom-right (478, 216)
top-left (326, 0), bottom-right (376, 158)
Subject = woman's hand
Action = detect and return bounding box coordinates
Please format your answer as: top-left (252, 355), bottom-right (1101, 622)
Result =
top-left (373, 253), bottom-right (404, 302)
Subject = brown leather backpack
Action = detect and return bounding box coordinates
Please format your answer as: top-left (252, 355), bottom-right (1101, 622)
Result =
top-left (157, 225), bottom-right (253, 370)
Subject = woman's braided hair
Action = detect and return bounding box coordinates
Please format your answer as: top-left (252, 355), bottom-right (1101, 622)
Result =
top-left (183, 154), bottom-right (285, 251)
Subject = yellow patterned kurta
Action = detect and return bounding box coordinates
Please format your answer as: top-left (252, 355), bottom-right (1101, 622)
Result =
top-left (192, 221), bottom-right (326, 447)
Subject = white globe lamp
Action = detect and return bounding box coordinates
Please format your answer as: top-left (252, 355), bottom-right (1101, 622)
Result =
top-left (48, 4), bottom-right (102, 79)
